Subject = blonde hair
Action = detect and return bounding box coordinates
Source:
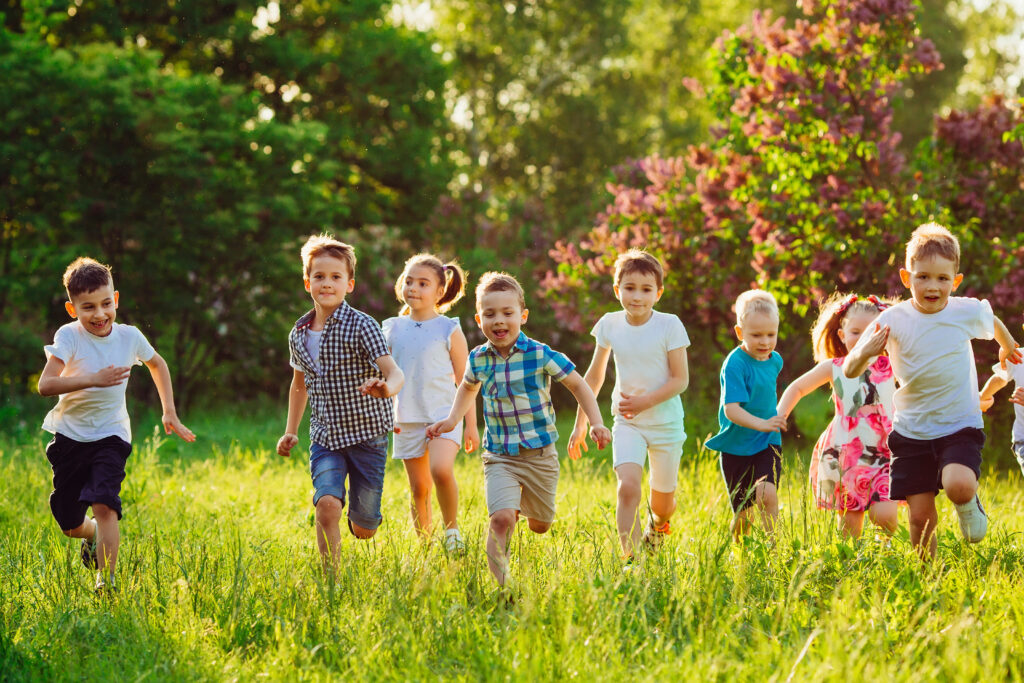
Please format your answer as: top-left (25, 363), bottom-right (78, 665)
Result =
top-left (810, 293), bottom-right (893, 362)
top-left (475, 271), bottom-right (525, 310)
top-left (613, 249), bottom-right (664, 288)
top-left (735, 289), bottom-right (778, 325)
top-left (300, 234), bottom-right (356, 279)
top-left (905, 222), bottom-right (960, 271)
top-left (63, 257), bottom-right (114, 299)
top-left (394, 253), bottom-right (466, 315)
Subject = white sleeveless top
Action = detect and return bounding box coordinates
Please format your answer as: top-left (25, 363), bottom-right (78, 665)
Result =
top-left (382, 315), bottom-right (461, 423)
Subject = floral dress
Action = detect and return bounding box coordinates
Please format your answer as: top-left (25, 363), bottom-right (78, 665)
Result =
top-left (809, 356), bottom-right (896, 511)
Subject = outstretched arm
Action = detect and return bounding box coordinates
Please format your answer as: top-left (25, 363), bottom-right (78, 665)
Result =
top-left (561, 371), bottom-right (611, 449)
top-left (277, 369), bottom-right (308, 457)
top-left (993, 316), bottom-right (1022, 367)
top-left (449, 328), bottom-right (479, 453)
top-left (568, 345), bottom-right (611, 459)
top-left (143, 352), bottom-right (195, 442)
top-left (979, 374), bottom-right (1008, 413)
top-left (427, 380), bottom-right (481, 439)
top-left (777, 361), bottom-right (832, 419)
top-left (844, 323), bottom-right (888, 378)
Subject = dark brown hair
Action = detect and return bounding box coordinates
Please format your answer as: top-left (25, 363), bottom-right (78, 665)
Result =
top-left (394, 253), bottom-right (466, 315)
top-left (63, 257), bottom-right (114, 299)
top-left (301, 234), bottom-right (356, 279)
top-left (614, 249), bottom-right (664, 289)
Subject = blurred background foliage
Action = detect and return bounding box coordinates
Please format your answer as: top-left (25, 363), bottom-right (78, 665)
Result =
top-left (1, 0), bottom-right (1022, 457)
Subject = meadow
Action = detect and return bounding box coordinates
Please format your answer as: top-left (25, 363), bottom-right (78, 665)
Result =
top-left (3, 400), bottom-right (1024, 682)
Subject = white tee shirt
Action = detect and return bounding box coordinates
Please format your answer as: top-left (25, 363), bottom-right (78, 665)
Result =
top-left (592, 310), bottom-right (690, 427)
top-left (382, 315), bottom-right (461, 423)
top-left (853, 297), bottom-right (994, 440)
top-left (42, 321), bottom-right (156, 443)
top-left (992, 353), bottom-right (1024, 443)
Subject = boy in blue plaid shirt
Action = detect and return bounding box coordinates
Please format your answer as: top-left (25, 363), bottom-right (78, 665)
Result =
top-left (428, 272), bottom-right (611, 587)
top-left (277, 235), bottom-right (404, 571)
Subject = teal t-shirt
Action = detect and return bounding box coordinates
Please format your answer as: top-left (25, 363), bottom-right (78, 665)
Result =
top-left (705, 347), bottom-right (783, 456)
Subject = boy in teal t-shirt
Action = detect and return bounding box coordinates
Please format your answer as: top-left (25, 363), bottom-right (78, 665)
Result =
top-left (706, 290), bottom-right (787, 538)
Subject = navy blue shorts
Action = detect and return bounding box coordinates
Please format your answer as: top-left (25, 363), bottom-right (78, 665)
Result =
top-left (309, 434), bottom-right (388, 531)
top-left (45, 433), bottom-right (132, 531)
top-left (719, 446), bottom-right (782, 513)
top-left (887, 427), bottom-right (984, 500)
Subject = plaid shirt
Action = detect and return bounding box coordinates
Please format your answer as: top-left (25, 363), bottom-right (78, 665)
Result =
top-left (288, 301), bottom-right (394, 450)
top-left (464, 332), bottom-right (575, 455)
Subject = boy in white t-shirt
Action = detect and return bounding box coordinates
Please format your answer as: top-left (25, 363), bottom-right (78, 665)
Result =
top-left (37, 257), bottom-right (195, 592)
top-left (845, 224), bottom-right (1020, 558)
top-left (979, 324), bottom-right (1024, 476)
top-left (569, 249), bottom-right (689, 563)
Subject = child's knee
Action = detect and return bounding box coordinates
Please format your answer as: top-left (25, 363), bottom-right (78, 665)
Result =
top-left (429, 465), bottom-right (455, 488)
top-left (349, 521), bottom-right (376, 539)
top-left (756, 483), bottom-right (778, 509)
top-left (617, 480), bottom-right (641, 505)
top-left (489, 509), bottom-right (517, 533)
top-left (409, 479), bottom-right (432, 502)
top-left (92, 503), bottom-right (116, 521)
top-left (315, 496), bottom-right (344, 525)
top-left (527, 518), bottom-right (551, 534)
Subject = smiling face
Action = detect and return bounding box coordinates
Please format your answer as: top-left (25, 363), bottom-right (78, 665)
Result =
top-left (900, 254), bottom-right (962, 314)
top-left (614, 271), bottom-right (663, 325)
top-left (475, 289), bottom-right (528, 355)
top-left (66, 284), bottom-right (119, 337)
top-left (837, 309), bottom-right (879, 352)
top-left (304, 254), bottom-right (354, 312)
top-left (402, 264), bottom-right (444, 316)
top-left (735, 311), bottom-right (779, 361)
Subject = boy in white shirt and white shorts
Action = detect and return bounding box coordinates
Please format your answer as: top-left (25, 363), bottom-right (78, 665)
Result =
top-left (569, 249), bottom-right (690, 563)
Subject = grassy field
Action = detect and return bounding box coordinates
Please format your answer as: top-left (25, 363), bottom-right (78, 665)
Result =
top-left (4, 401), bottom-right (1024, 681)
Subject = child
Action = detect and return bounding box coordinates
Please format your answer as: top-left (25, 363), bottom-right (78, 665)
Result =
top-left (706, 290), bottom-right (787, 538)
top-left (568, 249), bottom-right (690, 563)
top-left (845, 223), bottom-right (1021, 558)
top-left (777, 293), bottom-right (898, 538)
top-left (426, 272), bottom-right (612, 588)
top-left (382, 254), bottom-right (480, 553)
top-left (38, 257), bottom-right (195, 592)
top-left (276, 235), bottom-right (405, 570)
top-left (979, 323), bottom-right (1024, 476)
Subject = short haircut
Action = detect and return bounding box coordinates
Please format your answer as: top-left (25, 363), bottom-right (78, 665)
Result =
top-left (63, 257), bottom-right (114, 299)
top-left (905, 222), bottom-right (960, 271)
top-left (614, 249), bottom-right (664, 289)
top-left (301, 234), bottom-right (356, 279)
top-left (475, 271), bottom-right (526, 310)
top-left (735, 289), bottom-right (778, 325)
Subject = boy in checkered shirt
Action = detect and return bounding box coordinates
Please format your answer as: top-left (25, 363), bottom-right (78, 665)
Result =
top-left (277, 235), bottom-right (405, 571)
top-left (428, 272), bottom-right (611, 588)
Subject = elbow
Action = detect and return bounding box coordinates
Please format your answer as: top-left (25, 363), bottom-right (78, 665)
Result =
top-left (37, 378), bottom-right (56, 397)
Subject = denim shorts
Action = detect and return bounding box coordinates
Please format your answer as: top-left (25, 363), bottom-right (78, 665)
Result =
top-left (309, 434), bottom-right (389, 530)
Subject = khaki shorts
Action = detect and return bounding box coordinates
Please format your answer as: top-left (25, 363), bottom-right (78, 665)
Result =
top-left (482, 444), bottom-right (560, 522)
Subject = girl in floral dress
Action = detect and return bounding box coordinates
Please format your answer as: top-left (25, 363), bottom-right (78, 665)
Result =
top-left (777, 294), bottom-right (898, 538)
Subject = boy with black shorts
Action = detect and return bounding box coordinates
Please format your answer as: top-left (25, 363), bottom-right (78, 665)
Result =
top-left (845, 223), bottom-right (1021, 558)
top-left (706, 290), bottom-right (787, 538)
top-left (38, 257), bottom-right (195, 592)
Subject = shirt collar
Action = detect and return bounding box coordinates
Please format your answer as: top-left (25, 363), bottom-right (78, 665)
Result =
top-left (483, 331), bottom-right (529, 358)
top-left (294, 300), bottom-right (351, 330)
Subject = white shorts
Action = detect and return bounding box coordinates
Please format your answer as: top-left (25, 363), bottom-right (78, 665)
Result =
top-left (392, 422), bottom-right (463, 460)
top-left (612, 420), bottom-right (685, 493)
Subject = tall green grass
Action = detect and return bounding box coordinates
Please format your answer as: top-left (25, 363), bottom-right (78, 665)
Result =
top-left (3, 403), bottom-right (1024, 681)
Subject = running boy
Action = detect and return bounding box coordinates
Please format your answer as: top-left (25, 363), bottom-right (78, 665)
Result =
top-left (38, 257), bottom-right (195, 593)
top-left (568, 249), bottom-right (690, 562)
top-left (845, 223), bottom-right (1021, 558)
top-left (427, 272), bottom-right (611, 588)
top-left (706, 290), bottom-right (787, 538)
top-left (979, 324), bottom-right (1024, 476)
top-left (277, 235), bottom-right (404, 570)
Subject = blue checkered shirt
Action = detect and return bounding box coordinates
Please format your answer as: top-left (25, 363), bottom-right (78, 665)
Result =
top-left (288, 301), bottom-right (394, 450)
top-left (464, 332), bottom-right (575, 455)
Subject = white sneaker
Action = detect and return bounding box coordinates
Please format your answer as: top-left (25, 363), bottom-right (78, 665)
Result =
top-left (955, 495), bottom-right (988, 543)
top-left (444, 529), bottom-right (466, 555)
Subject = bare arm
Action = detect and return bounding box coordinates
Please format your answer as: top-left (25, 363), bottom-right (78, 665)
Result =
top-left (568, 345), bottom-right (611, 458)
top-left (724, 402), bottom-right (787, 433)
top-left (994, 316), bottom-right (1022, 367)
top-left (618, 346), bottom-right (689, 419)
top-left (277, 369), bottom-right (308, 457)
top-left (360, 355), bottom-right (405, 398)
top-left (37, 355), bottom-right (131, 396)
top-left (561, 371), bottom-right (611, 448)
top-left (143, 352), bottom-right (195, 442)
top-left (427, 380), bottom-right (481, 438)
top-left (777, 361), bottom-right (832, 419)
top-left (843, 323), bottom-right (889, 378)
top-left (449, 328), bottom-right (479, 452)
top-left (979, 374), bottom-right (1008, 413)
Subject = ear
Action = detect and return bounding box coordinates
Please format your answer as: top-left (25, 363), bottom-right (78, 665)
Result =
top-left (521, 308), bottom-right (530, 324)
top-left (899, 268), bottom-right (911, 288)
top-left (734, 324), bottom-right (744, 341)
top-left (113, 291), bottom-right (119, 308)
top-left (474, 312), bottom-right (482, 327)
top-left (64, 301), bottom-right (77, 319)
top-left (304, 277), bottom-right (311, 293)
top-left (612, 284), bottom-right (620, 299)
top-left (837, 327), bottom-right (846, 343)
top-left (952, 273), bottom-right (963, 291)
top-left (347, 279), bottom-right (355, 293)
top-left (655, 287), bottom-right (664, 302)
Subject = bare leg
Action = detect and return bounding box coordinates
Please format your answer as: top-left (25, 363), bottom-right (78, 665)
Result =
top-left (428, 438), bottom-right (461, 531)
top-left (486, 509), bottom-right (517, 586)
top-left (867, 501), bottom-right (899, 534)
top-left (614, 464), bottom-right (643, 557)
top-left (941, 463), bottom-right (978, 505)
top-left (92, 503), bottom-right (119, 576)
top-left (402, 453), bottom-right (433, 537)
top-left (755, 481), bottom-right (779, 535)
top-left (906, 492), bottom-right (938, 560)
top-left (62, 517), bottom-right (97, 540)
top-left (315, 495), bottom-right (344, 571)
top-left (838, 510), bottom-right (865, 538)
top-left (649, 488), bottom-right (677, 526)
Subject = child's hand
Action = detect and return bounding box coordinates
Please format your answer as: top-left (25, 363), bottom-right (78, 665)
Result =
top-left (980, 394), bottom-right (995, 413)
top-left (999, 345), bottom-right (1023, 368)
top-left (589, 424), bottom-right (612, 450)
top-left (162, 412), bottom-right (196, 442)
top-left (358, 377), bottom-right (392, 398)
top-left (618, 393), bottom-right (650, 420)
top-left (91, 365), bottom-right (132, 388)
top-left (567, 423), bottom-right (589, 460)
top-left (760, 416), bottom-right (788, 433)
top-left (1012, 387), bottom-right (1024, 407)
top-left (426, 419), bottom-right (454, 440)
top-left (861, 323), bottom-right (890, 357)
top-left (464, 426), bottom-right (480, 453)
top-left (277, 433), bottom-right (298, 457)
